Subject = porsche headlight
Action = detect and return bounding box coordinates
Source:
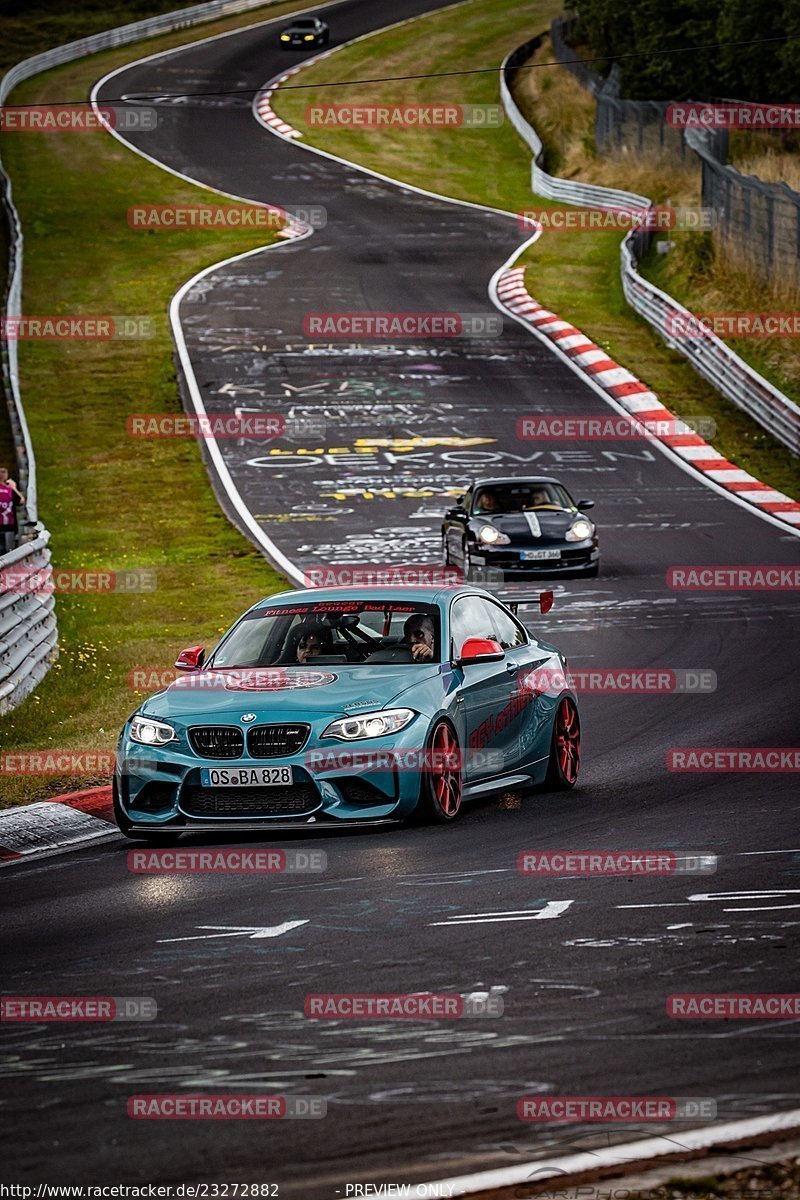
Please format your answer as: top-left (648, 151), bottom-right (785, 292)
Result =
top-left (130, 716), bottom-right (177, 746)
top-left (478, 525), bottom-right (510, 546)
top-left (280, 33), bottom-right (290, 40)
top-left (565, 518), bottom-right (593, 542)
top-left (304, 34), bottom-right (315, 39)
top-left (322, 708), bottom-right (415, 740)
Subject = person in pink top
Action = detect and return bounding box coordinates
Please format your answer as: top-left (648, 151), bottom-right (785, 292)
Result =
top-left (0, 467), bottom-right (25, 554)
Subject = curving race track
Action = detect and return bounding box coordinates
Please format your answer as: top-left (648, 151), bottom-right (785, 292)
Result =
top-left (3, 0), bottom-right (800, 1191)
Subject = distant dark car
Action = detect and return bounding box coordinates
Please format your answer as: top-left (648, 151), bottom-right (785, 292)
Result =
top-left (279, 17), bottom-right (329, 48)
top-left (442, 476), bottom-right (599, 580)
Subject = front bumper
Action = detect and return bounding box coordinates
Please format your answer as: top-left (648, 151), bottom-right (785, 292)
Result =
top-left (116, 719), bottom-right (431, 829)
top-left (471, 539), bottom-right (599, 577)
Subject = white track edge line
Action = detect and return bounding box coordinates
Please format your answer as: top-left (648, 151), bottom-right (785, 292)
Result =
top-left (393, 1108), bottom-right (800, 1198)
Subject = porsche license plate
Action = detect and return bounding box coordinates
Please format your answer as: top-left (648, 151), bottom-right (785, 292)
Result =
top-left (522, 549), bottom-right (561, 561)
top-left (201, 766), bottom-right (292, 787)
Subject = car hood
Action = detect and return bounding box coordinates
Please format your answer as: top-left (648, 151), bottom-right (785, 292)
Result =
top-left (139, 664), bottom-right (443, 721)
top-left (477, 511), bottom-right (577, 540)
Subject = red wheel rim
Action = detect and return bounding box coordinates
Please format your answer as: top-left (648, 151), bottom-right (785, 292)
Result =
top-left (430, 723), bottom-right (462, 817)
top-left (556, 699), bottom-right (580, 784)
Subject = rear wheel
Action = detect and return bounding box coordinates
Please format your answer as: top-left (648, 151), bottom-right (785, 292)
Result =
top-left (415, 720), bottom-right (463, 823)
top-left (545, 697), bottom-right (581, 789)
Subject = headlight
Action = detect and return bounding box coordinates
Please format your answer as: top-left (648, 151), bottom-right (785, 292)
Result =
top-left (565, 518), bottom-right (593, 542)
top-left (478, 525), bottom-right (510, 545)
top-left (130, 716), bottom-right (177, 746)
top-left (280, 34), bottom-right (290, 40)
top-left (304, 34), bottom-right (315, 39)
top-left (322, 708), bottom-right (415, 740)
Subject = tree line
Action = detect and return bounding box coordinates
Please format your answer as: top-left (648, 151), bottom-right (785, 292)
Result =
top-left (570, 0), bottom-right (800, 101)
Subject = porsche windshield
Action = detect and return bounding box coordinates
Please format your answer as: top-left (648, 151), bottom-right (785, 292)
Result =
top-left (212, 601), bottom-right (441, 668)
top-left (472, 482), bottom-right (573, 514)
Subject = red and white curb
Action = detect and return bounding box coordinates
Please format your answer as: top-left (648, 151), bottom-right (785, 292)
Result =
top-left (496, 267), bottom-right (800, 529)
top-left (254, 49), bottom-right (337, 140)
top-left (0, 786), bottom-right (116, 863)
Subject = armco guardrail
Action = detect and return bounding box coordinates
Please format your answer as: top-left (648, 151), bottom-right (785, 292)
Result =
top-left (500, 41), bottom-right (800, 458)
top-left (501, 39), bottom-right (650, 214)
top-left (621, 230), bottom-right (800, 456)
top-left (0, 529), bottom-right (57, 714)
top-left (0, 0), bottom-right (286, 712)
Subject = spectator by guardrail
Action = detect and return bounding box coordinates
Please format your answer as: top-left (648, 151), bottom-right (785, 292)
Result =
top-left (499, 39), bottom-right (800, 458)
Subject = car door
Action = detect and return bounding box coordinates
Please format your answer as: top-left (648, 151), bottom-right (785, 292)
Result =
top-left (448, 594), bottom-right (514, 782)
top-left (480, 599), bottom-right (551, 770)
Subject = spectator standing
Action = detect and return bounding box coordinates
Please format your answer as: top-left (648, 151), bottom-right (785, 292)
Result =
top-left (0, 467), bottom-right (25, 554)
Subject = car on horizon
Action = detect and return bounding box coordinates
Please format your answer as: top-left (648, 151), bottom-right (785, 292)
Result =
top-left (442, 476), bottom-right (599, 580)
top-left (114, 586), bottom-right (581, 841)
top-left (278, 16), bottom-right (329, 48)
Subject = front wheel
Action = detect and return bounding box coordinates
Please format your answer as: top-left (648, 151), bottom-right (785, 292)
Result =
top-left (545, 697), bottom-right (581, 789)
top-left (414, 720), bottom-right (463, 823)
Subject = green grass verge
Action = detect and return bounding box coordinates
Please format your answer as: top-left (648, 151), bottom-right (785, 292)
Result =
top-left (0, 0), bottom-right (324, 807)
top-left (273, 0), bottom-right (799, 498)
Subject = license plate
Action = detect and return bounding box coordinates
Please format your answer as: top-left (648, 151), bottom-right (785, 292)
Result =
top-left (522, 549), bottom-right (562, 561)
top-left (201, 766), bottom-right (292, 787)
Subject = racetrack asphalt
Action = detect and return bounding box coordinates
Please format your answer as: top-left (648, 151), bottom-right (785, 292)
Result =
top-left (2, 0), bottom-right (799, 1189)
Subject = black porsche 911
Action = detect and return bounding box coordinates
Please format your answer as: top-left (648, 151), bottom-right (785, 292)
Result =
top-left (278, 16), bottom-right (330, 47)
top-left (442, 477), bottom-right (599, 580)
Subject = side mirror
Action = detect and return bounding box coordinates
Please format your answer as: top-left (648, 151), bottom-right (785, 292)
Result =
top-left (458, 637), bottom-right (504, 665)
top-left (175, 645), bottom-right (205, 672)
top-left (540, 590), bottom-right (554, 615)
top-left (576, 498), bottom-right (595, 510)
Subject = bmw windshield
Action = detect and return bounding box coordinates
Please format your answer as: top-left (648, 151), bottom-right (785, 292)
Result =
top-left (211, 600), bottom-right (441, 667)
